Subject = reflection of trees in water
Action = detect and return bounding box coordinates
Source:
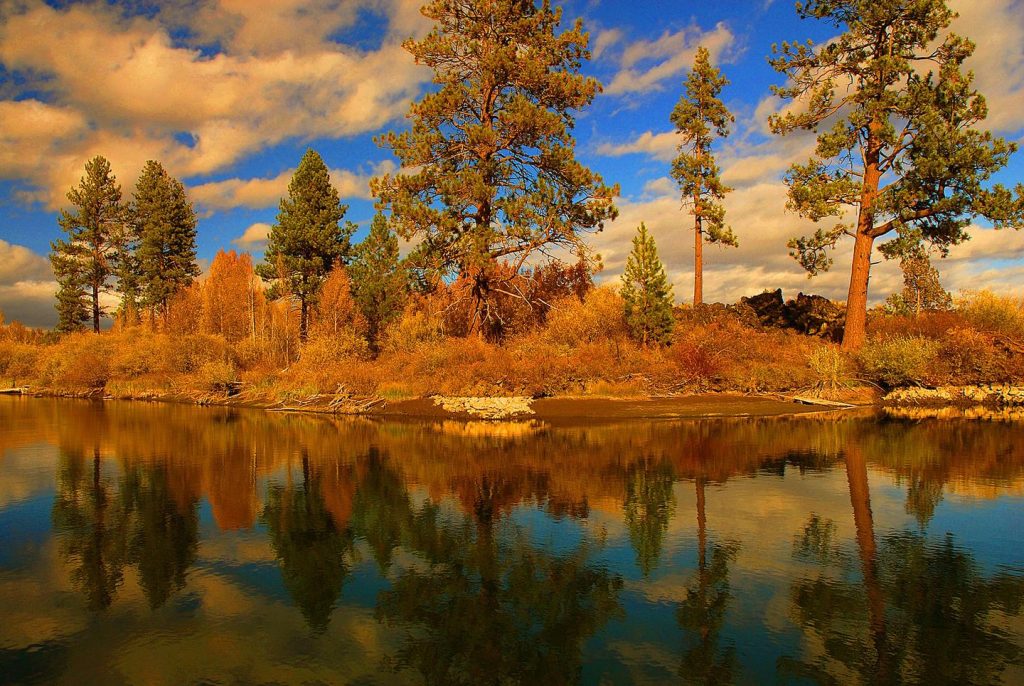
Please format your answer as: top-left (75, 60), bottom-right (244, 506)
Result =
top-left (676, 475), bottom-right (739, 685)
top-left (624, 459), bottom-right (676, 577)
top-left (781, 447), bottom-right (1024, 685)
top-left (358, 458), bottom-right (624, 685)
top-left (52, 448), bottom-right (128, 610)
top-left (52, 448), bottom-right (199, 611)
top-left (262, 451), bottom-right (355, 633)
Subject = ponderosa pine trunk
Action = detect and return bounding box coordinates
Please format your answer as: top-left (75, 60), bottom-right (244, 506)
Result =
top-left (92, 283), bottom-right (100, 333)
top-left (842, 123), bottom-right (883, 351)
top-left (693, 212), bottom-right (704, 306)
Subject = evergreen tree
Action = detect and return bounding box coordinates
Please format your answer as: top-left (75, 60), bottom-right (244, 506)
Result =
top-left (770, 0), bottom-right (1024, 350)
top-left (884, 251), bottom-right (952, 317)
top-left (51, 156), bottom-right (126, 332)
top-left (671, 46), bottom-right (737, 306)
top-left (350, 214), bottom-right (408, 348)
top-left (132, 160), bottom-right (199, 322)
top-left (621, 223), bottom-right (675, 346)
top-left (50, 248), bottom-right (91, 333)
top-left (256, 149), bottom-right (354, 341)
top-left (372, 0), bottom-right (618, 337)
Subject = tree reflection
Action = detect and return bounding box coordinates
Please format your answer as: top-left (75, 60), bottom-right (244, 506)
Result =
top-left (624, 459), bottom-right (676, 577)
top-left (52, 447), bottom-right (128, 610)
top-left (262, 451), bottom-right (355, 632)
top-left (363, 458), bottom-right (624, 685)
top-left (677, 476), bottom-right (739, 685)
top-left (121, 463), bottom-right (199, 609)
top-left (782, 446), bottom-right (1024, 685)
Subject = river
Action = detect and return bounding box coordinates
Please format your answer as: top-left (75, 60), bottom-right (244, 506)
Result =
top-left (1, 396), bottom-right (1022, 684)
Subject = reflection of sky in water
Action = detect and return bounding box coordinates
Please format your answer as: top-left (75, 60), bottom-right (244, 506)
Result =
top-left (1, 397), bottom-right (1023, 684)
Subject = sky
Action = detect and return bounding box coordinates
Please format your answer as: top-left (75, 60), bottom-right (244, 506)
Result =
top-left (1, 0), bottom-right (1023, 328)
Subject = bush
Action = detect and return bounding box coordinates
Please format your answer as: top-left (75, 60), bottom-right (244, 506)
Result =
top-left (195, 360), bottom-right (238, 392)
top-left (807, 346), bottom-right (852, 391)
top-left (382, 304), bottom-right (445, 354)
top-left (36, 333), bottom-right (113, 390)
top-left (299, 329), bottom-right (370, 366)
top-left (858, 336), bottom-right (939, 387)
top-left (957, 290), bottom-right (1024, 339)
top-left (542, 286), bottom-right (628, 348)
top-left (0, 341), bottom-right (39, 385)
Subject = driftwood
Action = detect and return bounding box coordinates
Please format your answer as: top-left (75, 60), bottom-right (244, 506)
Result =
top-left (270, 386), bottom-right (385, 415)
top-left (789, 395), bottom-right (855, 408)
top-left (0, 387), bottom-right (27, 395)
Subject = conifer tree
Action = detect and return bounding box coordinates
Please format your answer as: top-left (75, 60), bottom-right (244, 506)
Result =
top-left (372, 0), bottom-right (618, 337)
top-left (51, 156), bottom-right (126, 332)
top-left (132, 160), bottom-right (199, 323)
top-left (256, 149), bottom-right (355, 341)
top-left (350, 214), bottom-right (408, 348)
top-left (621, 224), bottom-right (675, 346)
top-left (671, 46), bottom-right (737, 306)
top-left (51, 253), bottom-right (90, 333)
top-left (770, 0), bottom-right (1024, 350)
top-left (884, 251), bottom-right (952, 317)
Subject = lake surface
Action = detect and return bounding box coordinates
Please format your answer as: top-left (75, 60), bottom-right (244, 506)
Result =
top-left (1, 397), bottom-right (1023, 685)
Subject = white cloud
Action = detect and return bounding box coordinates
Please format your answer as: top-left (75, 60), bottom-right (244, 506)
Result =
top-left (232, 223), bottom-right (273, 249)
top-left (0, 0), bottom-right (431, 210)
top-left (190, 160), bottom-right (396, 212)
top-left (0, 241), bottom-right (56, 327)
top-left (603, 23), bottom-right (734, 96)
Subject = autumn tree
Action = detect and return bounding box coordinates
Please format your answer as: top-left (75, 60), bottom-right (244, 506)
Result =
top-left (132, 160), bottom-right (199, 323)
top-left (671, 46), bottom-right (737, 306)
top-left (372, 0), bottom-right (618, 338)
top-left (771, 0), bottom-right (1024, 350)
top-left (621, 224), bottom-right (675, 346)
top-left (884, 250), bottom-right (952, 317)
top-left (311, 264), bottom-right (363, 337)
top-left (350, 214), bottom-right (408, 348)
top-left (256, 149), bottom-right (355, 341)
top-left (202, 250), bottom-right (265, 343)
top-left (51, 156), bottom-right (127, 332)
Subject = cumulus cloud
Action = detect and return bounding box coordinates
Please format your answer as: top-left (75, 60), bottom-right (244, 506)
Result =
top-left (603, 22), bottom-right (735, 96)
top-left (232, 223), bottom-right (272, 249)
top-left (0, 0), bottom-right (430, 210)
top-left (190, 160), bottom-right (396, 212)
top-left (0, 241), bottom-right (57, 328)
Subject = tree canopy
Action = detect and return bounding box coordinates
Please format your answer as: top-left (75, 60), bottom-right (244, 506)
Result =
top-left (621, 223), bottom-right (675, 346)
top-left (671, 46), bottom-right (737, 306)
top-left (51, 156), bottom-right (127, 333)
top-left (256, 149), bottom-right (355, 341)
top-left (372, 0), bottom-right (618, 337)
top-left (770, 0), bottom-right (1024, 349)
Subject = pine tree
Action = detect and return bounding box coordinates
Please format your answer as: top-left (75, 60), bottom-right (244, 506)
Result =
top-left (621, 224), bottom-right (675, 346)
top-left (256, 149), bottom-right (354, 341)
top-left (372, 0), bottom-right (618, 337)
top-left (52, 156), bottom-right (126, 332)
top-left (671, 46), bottom-right (737, 306)
top-left (51, 250), bottom-right (90, 333)
top-left (132, 160), bottom-right (200, 323)
top-left (770, 0), bottom-right (1024, 350)
top-left (350, 214), bottom-right (408, 348)
top-left (884, 251), bottom-right (952, 317)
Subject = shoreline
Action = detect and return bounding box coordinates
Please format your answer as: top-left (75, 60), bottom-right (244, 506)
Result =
top-left (7, 387), bottom-right (873, 422)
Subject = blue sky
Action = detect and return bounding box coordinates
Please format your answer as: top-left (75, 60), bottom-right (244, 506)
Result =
top-left (1, 0), bottom-right (1023, 327)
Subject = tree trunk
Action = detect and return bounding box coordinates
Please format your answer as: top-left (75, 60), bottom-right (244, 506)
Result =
top-left (299, 298), bottom-right (309, 342)
top-left (693, 213), bottom-right (704, 306)
top-left (845, 445), bottom-right (890, 682)
top-left (92, 283), bottom-right (100, 333)
top-left (841, 229), bottom-right (875, 351)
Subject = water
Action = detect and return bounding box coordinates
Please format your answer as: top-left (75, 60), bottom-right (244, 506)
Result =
top-left (1, 396), bottom-right (1023, 685)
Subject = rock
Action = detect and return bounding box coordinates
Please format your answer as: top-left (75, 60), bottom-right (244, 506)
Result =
top-left (786, 293), bottom-right (845, 341)
top-left (741, 289), bottom-right (787, 328)
top-left (433, 396), bottom-right (535, 419)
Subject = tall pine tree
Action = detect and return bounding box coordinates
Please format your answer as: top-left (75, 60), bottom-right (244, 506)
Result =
top-left (621, 223), bottom-right (675, 346)
top-left (132, 160), bottom-right (200, 323)
top-left (51, 156), bottom-right (126, 333)
top-left (350, 214), bottom-right (408, 348)
top-left (372, 0), bottom-right (618, 337)
top-left (256, 149), bottom-right (354, 341)
top-left (770, 0), bottom-right (1024, 350)
top-left (671, 46), bottom-right (737, 306)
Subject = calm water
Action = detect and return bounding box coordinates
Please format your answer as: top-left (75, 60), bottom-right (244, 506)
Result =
top-left (1, 397), bottom-right (1023, 685)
